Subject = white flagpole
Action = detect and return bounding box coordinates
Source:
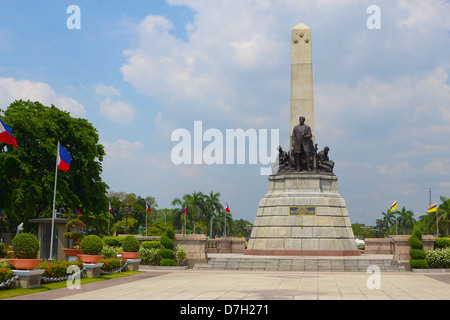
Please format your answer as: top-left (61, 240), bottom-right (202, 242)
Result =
top-left (49, 141), bottom-right (60, 261)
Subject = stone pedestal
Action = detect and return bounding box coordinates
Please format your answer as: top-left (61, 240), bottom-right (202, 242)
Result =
top-left (125, 259), bottom-right (141, 271)
top-left (82, 263), bottom-right (103, 278)
top-left (12, 269), bottom-right (45, 289)
top-left (246, 173), bottom-right (359, 256)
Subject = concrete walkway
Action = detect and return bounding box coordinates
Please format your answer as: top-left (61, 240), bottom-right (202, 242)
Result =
top-left (7, 267), bottom-right (450, 301)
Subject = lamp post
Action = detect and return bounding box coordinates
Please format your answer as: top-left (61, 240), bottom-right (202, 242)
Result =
top-left (119, 205), bottom-right (134, 234)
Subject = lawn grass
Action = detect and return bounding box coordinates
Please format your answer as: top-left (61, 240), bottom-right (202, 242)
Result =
top-left (0, 270), bottom-right (143, 300)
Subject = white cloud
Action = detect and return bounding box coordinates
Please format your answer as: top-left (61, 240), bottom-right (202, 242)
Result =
top-left (94, 83), bottom-right (121, 96)
top-left (99, 97), bottom-right (135, 123)
top-left (102, 139), bottom-right (143, 159)
top-left (0, 77), bottom-right (86, 117)
top-left (398, 0), bottom-right (450, 30)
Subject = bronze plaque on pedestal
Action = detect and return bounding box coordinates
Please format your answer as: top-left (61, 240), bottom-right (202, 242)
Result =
top-left (289, 206), bottom-right (316, 216)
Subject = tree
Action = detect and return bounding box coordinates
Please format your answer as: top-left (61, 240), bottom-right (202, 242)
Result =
top-left (204, 191), bottom-right (223, 238)
top-left (381, 209), bottom-right (395, 236)
top-left (397, 207), bottom-right (415, 235)
top-left (438, 196), bottom-right (450, 237)
top-left (0, 100), bottom-right (108, 232)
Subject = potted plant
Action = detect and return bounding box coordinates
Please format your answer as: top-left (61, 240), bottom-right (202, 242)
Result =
top-left (8, 233), bottom-right (42, 270)
top-left (120, 235), bottom-right (141, 259)
top-left (77, 235), bottom-right (104, 263)
top-left (63, 218), bottom-right (86, 258)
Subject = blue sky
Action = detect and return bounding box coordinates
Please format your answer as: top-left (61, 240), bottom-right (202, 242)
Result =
top-left (1, 0), bottom-right (449, 226)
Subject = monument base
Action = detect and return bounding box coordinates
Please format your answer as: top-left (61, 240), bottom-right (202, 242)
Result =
top-left (246, 173), bottom-right (359, 256)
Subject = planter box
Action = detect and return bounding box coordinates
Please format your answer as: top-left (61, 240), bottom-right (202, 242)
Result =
top-left (12, 269), bottom-right (45, 289)
top-left (82, 263), bottom-right (104, 278)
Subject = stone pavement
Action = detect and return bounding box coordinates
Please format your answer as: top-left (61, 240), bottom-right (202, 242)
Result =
top-left (6, 264), bottom-right (450, 301)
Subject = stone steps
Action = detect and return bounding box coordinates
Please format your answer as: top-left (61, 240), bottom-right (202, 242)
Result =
top-left (193, 257), bottom-right (407, 272)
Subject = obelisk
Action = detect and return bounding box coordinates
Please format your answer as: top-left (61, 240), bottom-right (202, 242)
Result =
top-left (290, 23), bottom-right (315, 144)
top-left (245, 23), bottom-right (359, 257)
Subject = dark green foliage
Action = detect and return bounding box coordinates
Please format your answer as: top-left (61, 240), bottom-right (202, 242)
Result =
top-left (160, 258), bottom-right (177, 266)
top-left (0, 100), bottom-right (108, 231)
top-left (409, 248), bottom-right (426, 259)
top-left (141, 241), bottom-right (162, 250)
top-left (160, 234), bottom-right (174, 250)
top-left (0, 243), bottom-right (7, 258)
top-left (80, 235), bottom-right (104, 255)
top-left (103, 236), bottom-right (123, 247)
top-left (122, 235), bottom-right (140, 252)
top-left (410, 259), bottom-right (429, 269)
top-left (159, 248), bottom-right (175, 259)
top-left (408, 235), bottom-right (423, 250)
top-left (434, 238), bottom-right (450, 249)
top-left (11, 233), bottom-right (39, 259)
top-left (165, 227), bottom-right (175, 239)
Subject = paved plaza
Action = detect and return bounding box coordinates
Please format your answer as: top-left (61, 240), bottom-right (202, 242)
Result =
top-left (7, 265), bottom-right (450, 301)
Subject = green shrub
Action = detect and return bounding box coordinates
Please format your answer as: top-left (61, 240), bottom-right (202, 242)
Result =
top-left (122, 235), bottom-right (140, 252)
top-left (139, 247), bottom-right (160, 265)
top-left (159, 248), bottom-right (175, 259)
top-left (38, 260), bottom-right (83, 279)
top-left (410, 259), bottom-right (429, 269)
top-left (408, 235), bottom-right (423, 250)
top-left (165, 227), bottom-right (175, 239)
top-left (141, 241), bottom-right (162, 250)
top-left (434, 238), bottom-right (450, 249)
top-left (103, 236), bottom-right (123, 247)
top-left (175, 244), bottom-right (187, 263)
top-left (101, 245), bottom-right (121, 258)
top-left (426, 247), bottom-right (450, 268)
top-left (0, 243), bottom-right (8, 258)
top-left (160, 234), bottom-right (174, 250)
top-left (160, 258), bottom-right (177, 266)
top-left (80, 235), bottom-right (104, 255)
top-left (413, 229), bottom-right (422, 239)
top-left (409, 248), bottom-right (426, 260)
top-left (11, 233), bottom-right (40, 259)
top-left (100, 258), bottom-right (125, 272)
top-left (0, 266), bottom-right (14, 284)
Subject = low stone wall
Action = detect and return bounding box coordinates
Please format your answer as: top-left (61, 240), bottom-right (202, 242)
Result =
top-left (174, 234), bottom-right (208, 268)
top-left (364, 238), bottom-right (394, 254)
top-left (207, 238), bottom-right (246, 254)
top-left (392, 235), bottom-right (435, 261)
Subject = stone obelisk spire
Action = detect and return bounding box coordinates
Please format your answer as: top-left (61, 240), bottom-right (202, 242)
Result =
top-left (290, 23), bottom-right (315, 144)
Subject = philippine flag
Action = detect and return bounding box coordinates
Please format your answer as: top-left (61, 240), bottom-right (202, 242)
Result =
top-left (0, 118), bottom-right (17, 149)
top-left (225, 203), bottom-right (231, 213)
top-left (57, 143), bottom-right (71, 171)
top-left (146, 203), bottom-right (151, 213)
top-left (183, 205), bottom-right (188, 214)
top-left (109, 202), bottom-right (116, 216)
top-left (74, 209), bottom-right (82, 216)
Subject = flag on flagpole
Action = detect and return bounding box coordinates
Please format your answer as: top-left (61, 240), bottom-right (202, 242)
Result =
top-left (183, 205), bottom-right (188, 214)
top-left (427, 203), bottom-right (437, 213)
top-left (74, 209), bottom-right (82, 216)
top-left (0, 118), bottom-right (17, 149)
top-left (225, 202), bottom-right (231, 212)
top-left (146, 203), bottom-right (151, 213)
top-left (109, 202), bottom-right (116, 216)
top-left (57, 143), bottom-right (71, 171)
top-left (390, 200), bottom-right (397, 212)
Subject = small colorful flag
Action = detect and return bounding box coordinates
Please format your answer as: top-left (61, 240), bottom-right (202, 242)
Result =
top-left (225, 202), bottom-right (231, 213)
top-left (109, 202), bottom-right (116, 216)
top-left (390, 200), bottom-right (397, 212)
top-left (0, 118), bottom-right (17, 149)
top-left (183, 205), bottom-right (188, 214)
top-left (74, 209), bottom-right (82, 216)
top-left (427, 203), bottom-right (437, 213)
top-left (146, 203), bottom-right (151, 213)
top-left (57, 143), bottom-right (71, 171)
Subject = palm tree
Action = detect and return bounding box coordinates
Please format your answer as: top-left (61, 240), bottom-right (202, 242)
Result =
top-left (382, 209), bottom-right (396, 236)
top-left (204, 191), bottom-right (223, 238)
top-left (397, 207), bottom-right (415, 235)
top-left (171, 196), bottom-right (187, 234)
top-left (184, 191), bottom-right (207, 234)
top-left (438, 196), bottom-right (450, 237)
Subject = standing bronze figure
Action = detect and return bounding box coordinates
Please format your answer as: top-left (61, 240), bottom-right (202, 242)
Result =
top-left (291, 116), bottom-right (313, 171)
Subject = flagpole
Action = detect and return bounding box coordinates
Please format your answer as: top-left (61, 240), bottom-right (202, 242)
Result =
top-left (49, 141), bottom-right (60, 261)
